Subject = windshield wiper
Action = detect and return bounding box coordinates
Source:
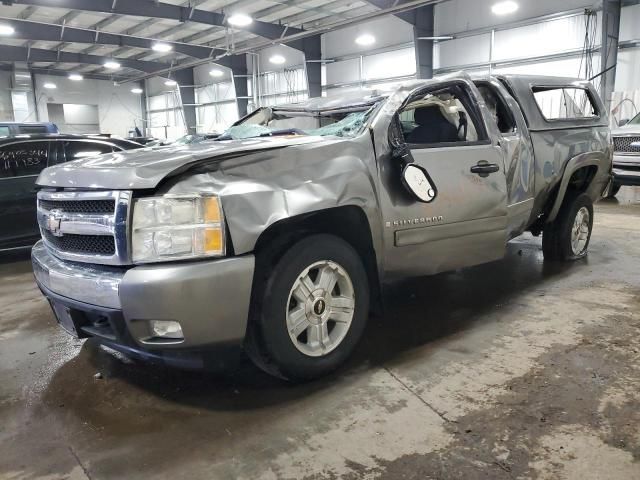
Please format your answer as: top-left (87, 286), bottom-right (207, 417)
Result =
top-left (259, 128), bottom-right (307, 137)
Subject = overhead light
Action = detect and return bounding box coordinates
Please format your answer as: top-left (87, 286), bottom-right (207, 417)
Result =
top-left (165, 79), bottom-right (177, 86)
top-left (269, 54), bottom-right (286, 65)
top-left (43, 82), bottom-right (57, 89)
top-left (0, 25), bottom-right (15, 36)
top-left (227, 13), bottom-right (252, 27)
top-left (152, 42), bottom-right (173, 53)
top-left (68, 74), bottom-right (83, 81)
top-left (131, 88), bottom-right (143, 94)
top-left (355, 34), bottom-right (376, 46)
top-left (418, 36), bottom-right (455, 41)
top-left (104, 60), bottom-right (121, 70)
top-left (491, 1), bottom-right (519, 15)
top-left (209, 69), bottom-right (224, 77)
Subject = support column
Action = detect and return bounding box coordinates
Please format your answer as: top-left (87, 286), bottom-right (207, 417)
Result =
top-left (413, 4), bottom-right (434, 79)
top-left (600, 0), bottom-right (621, 112)
top-left (302, 35), bottom-right (322, 98)
top-left (138, 81), bottom-right (148, 137)
top-left (231, 54), bottom-right (249, 118)
top-left (174, 68), bottom-right (197, 134)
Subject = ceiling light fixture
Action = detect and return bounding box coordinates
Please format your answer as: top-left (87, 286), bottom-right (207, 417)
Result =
top-left (227, 13), bottom-right (253, 27)
top-left (209, 69), bottom-right (224, 77)
top-left (355, 33), bottom-right (376, 46)
top-left (152, 42), bottom-right (173, 53)
top-left (417, 36), bottom-right (455, 41)
top-left (131, 88), bottom-right (143, 94)
top-left (164, 79), bottom-right (177, 87)
top-left (269, 54), bottom-right (286, 65)
top-left (68, 74), bottom-right (83, 81)
top-left (104, 60), bottom-right (121, 70)
top-left (491, 1), bottom-right (519, 15)
top-left (0, 25), bottom-right (15, 36)
top-left (43, 83), bottom-right (57, 89)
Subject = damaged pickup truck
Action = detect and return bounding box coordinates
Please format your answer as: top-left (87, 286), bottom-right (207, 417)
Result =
top-left (32, 74), bottom-right (612, 380)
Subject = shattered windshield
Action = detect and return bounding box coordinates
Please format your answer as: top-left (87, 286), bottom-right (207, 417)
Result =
top-left (219, 105), bottom-right (378, 141)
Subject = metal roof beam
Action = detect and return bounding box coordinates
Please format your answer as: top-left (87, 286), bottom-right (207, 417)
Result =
top-left (363, 0), bottom-right (421, 24)
top-left (0, 43), bottom-right (171, 73)
top-left (10, 0), bottom-right (304, 42)
top-left (0, 18), bottom-right (220, 59)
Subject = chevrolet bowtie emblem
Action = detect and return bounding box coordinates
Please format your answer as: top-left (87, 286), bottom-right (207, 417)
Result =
top-left (47, 209), bottom-right (64, 237)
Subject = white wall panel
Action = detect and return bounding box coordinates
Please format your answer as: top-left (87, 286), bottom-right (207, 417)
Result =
top-left (253, 44), bottom-right (305, 72)
top-left (494, 56), bottom-right (595, 78)
top-left (363, 47), bottom-right (415, 81)
top-left (619, 4), bottom-right (640, 42)
top-left (193, 63), bottom-right (233, 85)
top-left (615, 48), bottom-right (640, 93)
top-left (0, 71), bottom-right (13, 122)
top-left (34, 74), bottom-right (143, 137)
top-left (326, 58), bottom-right (361, 86)
top-left (434, 0), bottom-right (593, 35)
top-left (492, 15), bottom-right (593, 61)
top-left (322, 16), bottom-right (413, 58)
top-left (435, 34), bottom-right (491, 69)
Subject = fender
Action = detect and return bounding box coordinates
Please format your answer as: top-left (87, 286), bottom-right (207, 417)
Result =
top-left (546, 150), bottom-right (608, 223)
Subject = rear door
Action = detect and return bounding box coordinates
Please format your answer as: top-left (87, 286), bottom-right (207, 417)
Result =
top-left (0, 140), bottom-right (51, 249)
top-left (475, 79), bottom-right (535, 238)
top-left (379, 79), bottom-right (509, 277)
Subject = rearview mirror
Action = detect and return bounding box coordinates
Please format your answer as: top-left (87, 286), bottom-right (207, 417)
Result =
top-left (618, 118), bottom-right (629, 127)
top-left (402, 164), bottom-right (437, 203)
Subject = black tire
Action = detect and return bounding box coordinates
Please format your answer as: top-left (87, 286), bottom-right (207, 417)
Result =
top-left (606, 184), bottom-right (621, 198)
top-left (246, 234), bottom-right (370, 381)
top-left (542, 191), bottom-right (594, 261)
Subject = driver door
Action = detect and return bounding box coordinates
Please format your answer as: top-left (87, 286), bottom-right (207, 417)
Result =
top-left (379, 80), bottom-right (509, 277)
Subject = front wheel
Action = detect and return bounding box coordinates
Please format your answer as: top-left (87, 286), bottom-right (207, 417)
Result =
top-left (542, 192), bottom-right (594, 261)
top-left (247, 234), bottom-right (370, 381)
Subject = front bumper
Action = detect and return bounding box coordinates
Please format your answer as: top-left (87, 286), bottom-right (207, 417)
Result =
top-left (612, 154), bottom-right (640, 186)
top-left (32, 241), bottom-right (255, 362)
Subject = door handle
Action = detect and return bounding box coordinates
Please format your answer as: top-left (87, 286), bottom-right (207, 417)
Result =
top-left (470, 161), bottom-right (500, 177)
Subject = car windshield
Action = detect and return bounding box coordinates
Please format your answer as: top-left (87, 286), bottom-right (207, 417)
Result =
top-left (628, 112), bottom-right (640, 125)
top-left (218, 104), bottom-right (379, 141)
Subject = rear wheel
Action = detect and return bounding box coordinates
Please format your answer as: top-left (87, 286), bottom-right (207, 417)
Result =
top-left (542, 192), bottom-right (594, 261)
top-left (246, 234), bottom-right (369, 381)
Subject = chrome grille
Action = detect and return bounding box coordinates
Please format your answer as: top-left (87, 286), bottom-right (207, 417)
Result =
top-left (37, 190), bottom-right (131, 265)
top-left (613, 136), bottom-right (640, 153)
top-left (38, 199), bottom-right (115, 214)
top-left (42, 231), bottom-right (116, 256)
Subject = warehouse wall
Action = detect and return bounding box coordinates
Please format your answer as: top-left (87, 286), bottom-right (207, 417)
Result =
top-left (322, 15), bottom-right (415, 92)
top-left (434, 0), bottom-right (593, 34)
top-left (0, 71), bottom-right (14, 122)
top-left (137, 0), bottom-right (640, 138)
top-left (33, 75), bottom-right (143, 137)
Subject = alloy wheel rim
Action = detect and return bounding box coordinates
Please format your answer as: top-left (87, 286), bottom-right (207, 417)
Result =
top-left (286, 260), bottom-right (355, 357)
top-left (571, 206), bottom-right (590, 255)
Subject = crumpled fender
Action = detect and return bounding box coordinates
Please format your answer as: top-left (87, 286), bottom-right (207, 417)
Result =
top-left (547, 150), bottom-right (611, 222)
top-left (161, 135), bottom-right (383, 256)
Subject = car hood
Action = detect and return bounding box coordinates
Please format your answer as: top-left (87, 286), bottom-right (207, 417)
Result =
top-left (612, 124), bottom-right (640, 136)
top-left (37, 136), bottom-right (324, 190)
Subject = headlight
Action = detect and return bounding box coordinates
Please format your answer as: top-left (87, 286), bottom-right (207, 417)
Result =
top-left (131, 194), bottom-right (225, 263)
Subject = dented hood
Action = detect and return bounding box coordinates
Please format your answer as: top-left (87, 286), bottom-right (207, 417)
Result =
top-left (36, 136), bottom-right (324, 190)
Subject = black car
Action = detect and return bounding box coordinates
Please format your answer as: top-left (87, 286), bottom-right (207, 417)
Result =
top-left (0, 122), bottom-right (59, 136)
top-left (0, 134), bottom-right (143, 251)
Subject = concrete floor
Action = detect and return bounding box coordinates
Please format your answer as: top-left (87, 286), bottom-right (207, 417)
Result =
top-left (1, 188), bottom-right (640, 480)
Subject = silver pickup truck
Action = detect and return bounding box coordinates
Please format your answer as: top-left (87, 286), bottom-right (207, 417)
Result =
top-left (609, 112), bottom-right (640, 196)
top-left (32, 73), bottom-right (612, 380)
